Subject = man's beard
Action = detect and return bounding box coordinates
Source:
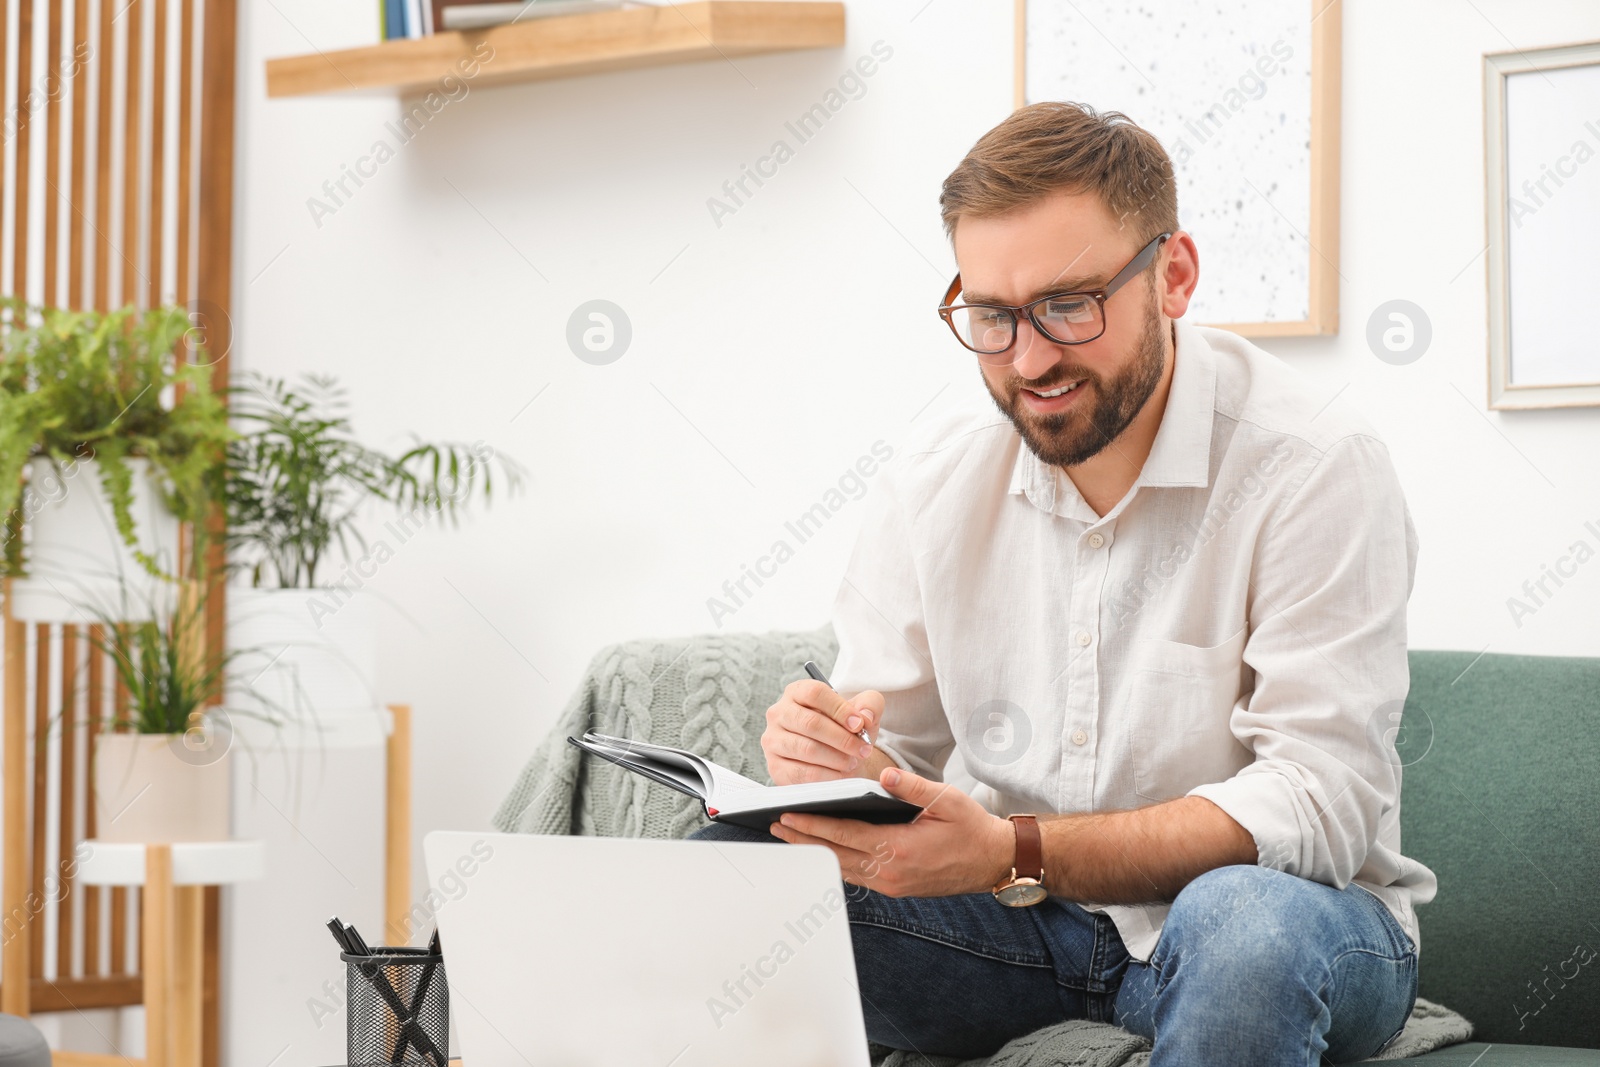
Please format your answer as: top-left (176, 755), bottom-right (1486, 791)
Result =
top-left (983, 288), bottom-right (1167, 468)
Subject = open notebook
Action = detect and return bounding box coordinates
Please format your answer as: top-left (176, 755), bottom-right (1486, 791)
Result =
top-left (567, 731), bottom-right (922, 832)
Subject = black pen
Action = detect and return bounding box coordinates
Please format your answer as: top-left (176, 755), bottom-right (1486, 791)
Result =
top-left (803, 661), bottom-right (872, 748)
top-left (326, 918), bottom-right (355, 955)
top-left (343, 921), bottom-right (373, 957)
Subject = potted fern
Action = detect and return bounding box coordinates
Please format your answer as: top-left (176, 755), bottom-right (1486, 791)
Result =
top-left (222, 374), bottom-right (523, 746)
top-left (0, 299), bottom-right (229, 621)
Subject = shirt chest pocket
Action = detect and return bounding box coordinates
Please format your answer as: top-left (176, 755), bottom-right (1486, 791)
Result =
top-left (1128, 625), bottom-right (1252, 802)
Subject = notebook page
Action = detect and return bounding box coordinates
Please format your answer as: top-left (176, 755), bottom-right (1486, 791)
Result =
top-left (712, 778), bottom-right (897, 816)
top-left (581, 732), bottom-right (770, 803)
top-left (631, 756), bottom-right (706, 796)
top-left (699, 761), bottom-right (766, 802)
top-left (583, 735), bottom-right (713, 796)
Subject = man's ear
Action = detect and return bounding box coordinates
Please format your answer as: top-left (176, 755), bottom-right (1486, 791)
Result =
top-left (1157, 230), bottom-right (1200, 320)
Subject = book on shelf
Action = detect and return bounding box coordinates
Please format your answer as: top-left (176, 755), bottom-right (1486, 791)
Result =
top-left (386, 0), bottom-right (649, 40)
top-left (568, 731), bottom-right (923, 832)
top-left (436, 0), bottom-right (639, 33)
top-left (380, 0), bottom-right (432, 40)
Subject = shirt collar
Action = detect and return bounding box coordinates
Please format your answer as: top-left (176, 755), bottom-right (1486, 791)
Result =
top-left (1007, 317), bottom-right (1216, 515)
top-left (1137, 316), bottom-right (1215, 489)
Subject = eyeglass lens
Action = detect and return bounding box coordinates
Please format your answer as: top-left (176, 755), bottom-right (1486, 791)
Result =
top-left (950, 294), bottom-right (1103, 356)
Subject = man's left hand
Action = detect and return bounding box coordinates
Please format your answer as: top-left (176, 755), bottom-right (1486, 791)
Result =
top-left (768, 767), bottom-right (1015, 897)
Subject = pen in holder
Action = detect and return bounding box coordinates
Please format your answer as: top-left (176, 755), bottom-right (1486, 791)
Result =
top-left (341, 945), bottom-right (449, 1067)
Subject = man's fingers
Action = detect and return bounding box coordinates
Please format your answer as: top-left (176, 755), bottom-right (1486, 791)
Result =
top-left (793, 679), bottom-right (879, 738)
top-left (762, 681), bottom-right (884, 787)
top-left (778, 811), bottom-right (886, 854)
top-left (766, 730), bottom-right (858, 774)
top-left (778, 695), bottom-right (874, 758)
top-left (849, 690), bottom-right (886, 739)
top-left (768, 755), bottom-right (849, 785)
top-left (768, 820), bottom-right (876, 873)
top-left (880, 766), bottom-right (952, 812)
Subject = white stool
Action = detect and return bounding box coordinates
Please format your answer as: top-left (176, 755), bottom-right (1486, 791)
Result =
top-left (76, 841), bottom-right (264, 1067)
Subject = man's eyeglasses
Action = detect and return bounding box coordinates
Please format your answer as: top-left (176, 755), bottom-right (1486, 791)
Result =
top-left (937, 232), bottom-right (1172, 365)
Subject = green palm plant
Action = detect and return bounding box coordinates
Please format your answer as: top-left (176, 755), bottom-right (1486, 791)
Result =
top-left (224, 373), bottom-right (525, 588)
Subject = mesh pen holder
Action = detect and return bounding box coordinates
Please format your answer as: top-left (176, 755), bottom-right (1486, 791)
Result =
top-left (342, 948), bottom-right (449, 1067)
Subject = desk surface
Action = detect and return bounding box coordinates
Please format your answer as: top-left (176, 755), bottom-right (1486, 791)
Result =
top-left (76, 839), bottom-right (266, 886)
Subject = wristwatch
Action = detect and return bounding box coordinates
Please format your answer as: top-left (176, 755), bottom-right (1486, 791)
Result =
top-left (991, 814), bottom-right (1047, 907)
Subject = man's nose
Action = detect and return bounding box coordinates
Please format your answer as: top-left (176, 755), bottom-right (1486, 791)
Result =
top-left (1010, 319), bottom-right (1063, 381)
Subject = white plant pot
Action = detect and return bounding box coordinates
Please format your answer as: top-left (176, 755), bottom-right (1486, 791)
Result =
top-left (94, 732), bottom-right (232, 843)
top-left (9, 456), bottom-right (180, 623)
top-left (225, 587), bottom-right (385, 749)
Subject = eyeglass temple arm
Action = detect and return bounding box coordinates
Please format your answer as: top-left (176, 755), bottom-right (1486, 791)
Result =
top-left (941, 232), bottom-right (1171, 309)
top-left (940, 274), bottom-right (962, 308)
top-left (1102, 232), bottom-right (1172, 297)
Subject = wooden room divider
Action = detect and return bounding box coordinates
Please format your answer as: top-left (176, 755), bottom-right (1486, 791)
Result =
top-left (0, 2), bottom-right (239, 1067)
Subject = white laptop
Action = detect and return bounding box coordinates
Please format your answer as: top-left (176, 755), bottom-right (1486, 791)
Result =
top-left (423, 830), bottom-right (873, 1067)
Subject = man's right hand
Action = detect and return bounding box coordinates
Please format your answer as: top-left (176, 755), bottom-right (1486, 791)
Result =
top-left (762, 680), bottom-right (885, 785)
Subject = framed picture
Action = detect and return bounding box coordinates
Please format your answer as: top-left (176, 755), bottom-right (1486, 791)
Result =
top-left (1484, 39), bottom-right (1600, 409)
top-left (1014, 0), bottom-right (1342, 337)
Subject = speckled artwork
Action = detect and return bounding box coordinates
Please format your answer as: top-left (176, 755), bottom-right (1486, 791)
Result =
top-left (1024, 1), bottom-right (1315, 325)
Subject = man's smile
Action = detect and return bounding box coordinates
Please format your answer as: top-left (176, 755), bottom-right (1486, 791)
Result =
top-left (1019, 377), bottom-right (1088, 414)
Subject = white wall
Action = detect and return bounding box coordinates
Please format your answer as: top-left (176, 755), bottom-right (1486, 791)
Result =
top-left (219, 1), bottom-right (1600, 1064)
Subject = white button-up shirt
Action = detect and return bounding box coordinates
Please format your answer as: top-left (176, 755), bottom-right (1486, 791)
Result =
top-left (829, 317), bottom-right (1438, 961)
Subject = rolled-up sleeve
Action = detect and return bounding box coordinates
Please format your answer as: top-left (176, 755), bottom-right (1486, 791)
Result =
top-left (1188, 434), bottom-right (1417, 890)
top-left (827, 458), bottom-right (954, 781)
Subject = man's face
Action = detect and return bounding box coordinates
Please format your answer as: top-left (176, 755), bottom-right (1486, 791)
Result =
top-left (953, 192), bottom-right (1171, 469)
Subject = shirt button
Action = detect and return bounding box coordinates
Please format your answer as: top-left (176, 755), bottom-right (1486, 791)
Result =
top-left (1071, 730), bottom-right (1088, 746)
top-left (1087, 533), bottom-right (1105, 548)
top-left (1076, 630), bottom-right (1092, 647)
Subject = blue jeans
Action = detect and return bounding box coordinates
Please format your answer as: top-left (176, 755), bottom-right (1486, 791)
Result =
top-left (688, 821), bottom-right (1417, 1066)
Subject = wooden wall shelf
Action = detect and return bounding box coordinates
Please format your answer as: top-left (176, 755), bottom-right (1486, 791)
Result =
top-left (265, 1), bottom-right (846, 98)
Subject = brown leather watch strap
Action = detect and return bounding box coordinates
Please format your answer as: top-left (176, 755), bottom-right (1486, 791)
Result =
top-left (1009, 814), bottom-right (1043, 882)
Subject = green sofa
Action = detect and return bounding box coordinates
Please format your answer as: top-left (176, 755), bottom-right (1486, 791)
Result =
top-left (512, 638), bottom-right (1598, 1062)
top-left (1380, 650), bottom-right (1598, 1064)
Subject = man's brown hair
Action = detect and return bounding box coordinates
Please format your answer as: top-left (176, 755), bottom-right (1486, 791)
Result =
top-left (939, 101), bottom-right (1179, 250)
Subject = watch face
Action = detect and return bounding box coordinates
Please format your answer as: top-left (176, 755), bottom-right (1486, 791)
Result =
top-left (996, 881), bottom-right (1048, 907)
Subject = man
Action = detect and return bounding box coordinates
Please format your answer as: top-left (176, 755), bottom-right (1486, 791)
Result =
top-left (689, 100), bottom-right (1437, 1065)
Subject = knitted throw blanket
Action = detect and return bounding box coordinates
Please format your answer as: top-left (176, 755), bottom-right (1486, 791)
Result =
top-left (492, 625), bottom-right (1472, 1065)
top-left (492, 624), bottom-right (838, 840)
top-left (869, 998), bottom-right (1474, 1066)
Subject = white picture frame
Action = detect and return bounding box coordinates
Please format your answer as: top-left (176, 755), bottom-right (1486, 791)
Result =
top-left (1484, 39), bottom-right (1600, 409)
top-left (1014, 0), bottom-right (1342, 338)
